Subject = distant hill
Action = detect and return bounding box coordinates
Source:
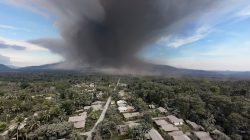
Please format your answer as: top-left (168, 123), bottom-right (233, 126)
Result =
top-left (19, 63), bottom-right (62, 71)
top-left (1, 62), bottom-right (250, 79)
top-left (0, 64), bottom-right (12, 72)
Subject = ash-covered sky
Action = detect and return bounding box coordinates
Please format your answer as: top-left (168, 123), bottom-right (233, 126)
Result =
top-left (0, 0), bottom-right (250, 71)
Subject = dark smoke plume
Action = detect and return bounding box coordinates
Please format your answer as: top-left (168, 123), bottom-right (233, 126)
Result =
top-left (17, 0), bottom-right (224, 69)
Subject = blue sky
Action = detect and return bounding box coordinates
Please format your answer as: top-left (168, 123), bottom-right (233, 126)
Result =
top-left (0, 1), bottom-right (250, 71)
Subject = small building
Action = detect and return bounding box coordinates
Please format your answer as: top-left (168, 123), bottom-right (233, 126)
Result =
top-left (45, 97), bottom-right (53, 100)
top-left (116, 125), bottom-right (129, 135)
top-left (193, 131), bottom-right (213, 140)
top-left (89, 83), bottom-right (95, 88)
top-left (68, 112), bottom-right (87, 129)
top-left (91, 101), bottom-right (104, 110)
top-left (126, 105), bottom-right (136, 112)
top-left (168, 131), bottom-right (184, 136)
top-left (146, 128), bottom-right (164, 140)
top-left (123, 112), bottom-right (140, 120)
top-left (97, 91), bottom-right (104, 98)
top-left (157, 107), bottom-right (168, 114)
top-left (118, 83), bottom-right (128, 88)
top-left (126, 122), bottom-right (140, 129)
top-left (84, 106), bottom-right (91, 110)
top-left (149, 105), bottom-right (156, 109)
top-left (91, 104), bottom-right (103, 111)
top-left (118, 106), bottom-right (128, 113)
top-left (186, 120), bottom-right (200, 130)
top-left (118, 90), bottom-right (126, 97)
top-left (161, 124), bottom-right (179, 132)
top-left (153, 119), bottom-right (169, 126)
top-left (167, 115), bottom-right (184, 126)
top-left (117, 100), bottom-right (127, 107)
top-left (111, 100), bottom-right (116, 106)
top-left (173, 135), bottom-right (191, 140)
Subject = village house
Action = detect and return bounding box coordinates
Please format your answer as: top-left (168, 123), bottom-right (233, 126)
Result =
top-left (110, 100), bottom-right (116, 106)
top-left (167, 115), bottom-right (184, 126)
top-left (118, 106), bottom-right (127, 113)
top-left (123, 112), bottom-right (140, 120)
top-left (145, 128), bottom-right (164, 140)
top-left (154, 119), bottom-right (169, 126)
top-left (91, 101), bottom-right (104, 111)
top-left (168, 131), bottom-right (184, 136)
top-left (157, 107), bottom-right (168, 114)
top-left (45, 96), bottom-right (53, 100)
top-left (118, 90), bottom-right (126, 97)
top-left (118, 83), bottom-right (128, 88)
top-left (211, 129), bottom-right (230, 140)
top-left (193, 131), bottom-right (213, 140)
top-left (168, 131), bottom-right (191, 140)
top-left (117, 100), bottom-right (127, 107)
top-left (153, 118), bottom-right (179, 132)
top-left (186, 120), bottom-right (201, 131)
top-left (161, 124), bottom-right (179, 132)
top-left (68, 112), bottom-right (87, 129)
top-left (89, 83), bottom-right (95, 88)
top-left (96, 91), bottom-right (104, 98)
top-left (126, 105), bottom-right (136, 112)
top-left (116, 125), bottom-right (129, 135)
top-left (172, 135), bottom-right (191, 140)
top-left (117, 122), bottom-right (140, 136)
top-left (149, 104), bottom-right (156, 109)
top-left (84, 106), bottom-right (91, 111)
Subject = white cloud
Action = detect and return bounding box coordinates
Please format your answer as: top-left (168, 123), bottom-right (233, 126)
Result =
top-left (0, 36), bottom-right (63, 66)
top-left (237, 5), bottom-right (250, 17)
top-left (0, 24), bottom-right (30, 32)
top-left (0, 36), bottom-right (48, 51)
top-left (158, 25), bottom-right (211, 48)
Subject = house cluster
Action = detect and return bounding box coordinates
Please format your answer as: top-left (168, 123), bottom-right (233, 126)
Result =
top-left (152, 106), bottom-right (214, 140)
top-left (73, 83), bottom-right (96, 93)
top-left (116, 100), bottom-right (140, 120)
top-left (68, 100), bottom-right (105, 130)
top-left (153, 115), bottom-right (190, 140)
top-left (116, 121), bottom-right (140, 136)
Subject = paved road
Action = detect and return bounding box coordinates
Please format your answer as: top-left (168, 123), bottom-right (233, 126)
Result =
top-left (86, 97), bottom-right (112, 140)
top-left (86, 78), bottom-right (120, 140)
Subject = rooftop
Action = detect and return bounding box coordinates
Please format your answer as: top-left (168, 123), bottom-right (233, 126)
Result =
top-left (168, 131), bottom-right (184, 136)
top-left (123, 112), bottom-right (140, 119)
top-left (173, 135), bottom-right (191, 140)
top-left (68, 112), bottom-right (87, 129)
top-left (161, 124), bottom-right (179, 132)
top-left (154, 119), bottom-right (169, 126)
top-left (147, 128), bottom-right (164, 140)
top-left (157, 107), bottom-right (168, 113)
top-left (167, 115), bottom-right (184, 123)
top-left (186, 120), bottom-right (199, 130)
top-left (193, 131), bottom-right (213, 140)
top-left (68, 115), bottom-right (86, 122)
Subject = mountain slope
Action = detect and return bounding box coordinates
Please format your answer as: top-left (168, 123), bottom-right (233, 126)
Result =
top-left (2, 62), bottom-right (250, 79)
top-left (0, 64), bottom-right (12, 71)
